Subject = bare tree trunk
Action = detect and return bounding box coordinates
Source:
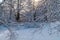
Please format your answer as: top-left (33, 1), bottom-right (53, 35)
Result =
top-left (9, 0), bottom-right (13, 22)
top-left (16, 0), bottom-right (20, 22)
top-left (32, 0), bottom-right (36, 22)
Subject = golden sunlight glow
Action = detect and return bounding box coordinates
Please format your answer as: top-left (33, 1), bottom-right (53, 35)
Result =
top-left (33, 0), bottom-right (40, 8)
top-left (32, 0), bottom-right (42, 9)
top-left (35, 0), bottom-right (39, 2)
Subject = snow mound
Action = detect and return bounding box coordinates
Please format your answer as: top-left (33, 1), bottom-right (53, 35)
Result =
top-left (0, 25), bottom-right (10, 40)
top-left (0, 21), bottom-right (60, 40)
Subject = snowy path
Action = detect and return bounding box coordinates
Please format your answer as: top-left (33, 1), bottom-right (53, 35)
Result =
top-left (0, 21), bottom-right (60, 40)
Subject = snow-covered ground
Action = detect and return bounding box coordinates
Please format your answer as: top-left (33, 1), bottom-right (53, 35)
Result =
top-left (0, 25), bottom-right (10, 40)
top-left (0, 21), bottom-right (60, 40)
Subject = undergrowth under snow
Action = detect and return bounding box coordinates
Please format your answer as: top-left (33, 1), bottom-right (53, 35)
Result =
top-left (0, 21), bottom-right (60, 40)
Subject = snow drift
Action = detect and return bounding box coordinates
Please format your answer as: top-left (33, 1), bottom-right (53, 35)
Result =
top-left (0, 21), bottom-right (60, 40)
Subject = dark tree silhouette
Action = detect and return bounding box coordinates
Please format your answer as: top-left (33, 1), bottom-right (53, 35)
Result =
top-left (16, 12), bottom-right (20, 21)
top-left (15, 0), bottom-right (20, 22)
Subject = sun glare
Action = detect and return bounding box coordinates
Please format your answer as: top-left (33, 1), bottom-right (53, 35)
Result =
top-left (33, 0), bottom-right (40, 7)
top-left (35, 0), bottom-right (39, 2)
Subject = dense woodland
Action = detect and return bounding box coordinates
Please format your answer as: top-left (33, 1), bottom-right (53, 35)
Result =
top-left (0, 0), bottom-right (60, 40)
top-left (0, 0), bottom-right (60, 23)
